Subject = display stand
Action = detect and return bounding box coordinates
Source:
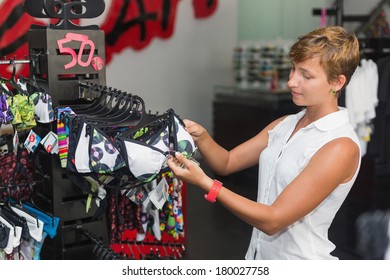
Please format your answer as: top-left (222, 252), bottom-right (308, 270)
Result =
top-left (26, 2), bottom-right (108, 260)
top-left (23, 1), bottom-right (186, 260)
top-left (28, 28), bottom-right (106, 107)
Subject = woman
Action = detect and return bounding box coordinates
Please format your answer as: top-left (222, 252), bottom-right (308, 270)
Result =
top-left (167, 26), bottom-right (361, 259)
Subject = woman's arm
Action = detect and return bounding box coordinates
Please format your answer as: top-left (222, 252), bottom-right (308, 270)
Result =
top-left (186, 116), bottom-right (286, 176)
top-left (168, 137), bottom-right (359, 236)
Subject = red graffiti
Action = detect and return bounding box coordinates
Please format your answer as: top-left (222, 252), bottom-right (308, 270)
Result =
top-left (101, 0), bottom-right (181, 63)
top-left (0, 0), bottom-right (218, 76)
top-left (193, 0), bottom-right (218, 18)
top-left (0, 0), bottom-right (39, 78)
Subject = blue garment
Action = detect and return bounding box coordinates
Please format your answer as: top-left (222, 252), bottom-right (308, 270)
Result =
top-left (22, 203), bottom-right (60, 239)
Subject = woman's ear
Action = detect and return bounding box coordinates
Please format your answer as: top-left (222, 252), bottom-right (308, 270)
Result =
top-left (333, 74), bottom-right (347, 92)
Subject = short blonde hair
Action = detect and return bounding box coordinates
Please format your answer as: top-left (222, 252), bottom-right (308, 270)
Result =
top-left (289, 26), bottom-right (360, 90)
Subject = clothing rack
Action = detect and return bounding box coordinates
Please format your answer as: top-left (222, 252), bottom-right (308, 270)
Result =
top-left (332, 27), bottom-right (390, 260)
top-left (111, 229), bottom-right (186, 260)
top-left (359, 37), bottom-right (390, 61)
top-left (77, 81), bottom-right (130, 100)
top-left (77, 81), bottom-right (147, 114)
top-left (113, 240), bottom-right (185, 260)
top-left (77, 228), bottom-right (123, 260)
top-left (355, 0), bottom-right (390, 35)
top-left (356, 210), bottom-right (390, 259)
top-left (26, 27), bottom-right (110, 259)
top-left (0, 59), bottom-right (30, 65)
top-left (27, 27), bottom-right (106, 106)
top-left (312, 0), bottom-right (390, 31)
top-left (311, 2), bottom-right (390, 258)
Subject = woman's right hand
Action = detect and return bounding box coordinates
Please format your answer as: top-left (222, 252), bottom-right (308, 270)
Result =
top-left (183, 119), bottom-right (207, 142)
top-left (167, 152), bottom-right (213, 191)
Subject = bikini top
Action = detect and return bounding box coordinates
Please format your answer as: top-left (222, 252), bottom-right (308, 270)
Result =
top-left (67, 115), bottom-right (126, 175)
top-left (117, 109), bottom-right (196, 183)
top-left (67, 108), bottom-right (196, 184)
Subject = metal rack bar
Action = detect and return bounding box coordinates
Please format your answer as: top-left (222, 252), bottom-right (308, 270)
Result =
top-left (0, 59), bottom-right (30, 65)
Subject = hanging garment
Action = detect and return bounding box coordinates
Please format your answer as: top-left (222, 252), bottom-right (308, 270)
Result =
top-left (0, 222), bottom-right (10, 249)
top-left (17, 77), bottom-right (54, 124)
top-left (68, 116), bottom-right (126, 174)
top-left (356, 210), bottom-right (390, 259)
top-left (0, 207), bottom-right (31, 241)
top-left (0, 149), bottom-right (36, 200)
top-left (0, 214), bottom-right (21, 255)
top-left (57, 107), bottom-right (75, 168)
top-left (346, 58), bottom-right (379, 156)
top-left (0, 90), bottom-right (13, 125)
top-left (117, 109), bottom-right (196, 183)
top-left (10, 206), bottom-right (44, 242)
top-left (7, 94), bottom-right (36, 130)
top-left (22, 202), bottom-right (60, 239)
top-left (30, 91), bottom-right (54, 123)
top-left (137, 180), bottom-right (161, 241)
top-left (21, 203), bottom-right (60, 260)
top-left (366, 56), bottom-right (390, 175)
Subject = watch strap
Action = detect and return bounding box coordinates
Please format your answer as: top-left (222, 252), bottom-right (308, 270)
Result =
top-left (204, 179), bottom-right (223, 202)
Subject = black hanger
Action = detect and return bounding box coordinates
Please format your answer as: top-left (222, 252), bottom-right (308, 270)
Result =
top-left (71, 83), bottom-right (131, 117)
top-left (120, 107), bottom-right (174, 139)
top-left (87, 92), bottom-right (138, 125)
top-left (18, 75), bottom-right (46, 95)
top-left (9, 187), bottom-right (40, 229)
top-left (0, 79), bottom-right (12, 96)
top-left (70, 84), bottom-right (112, 114)
top-left (23, 188), bottom-right (56, 228)
top-left (80, 228), bottom-right (123, 260)
top-left (0, 193), bottom-right (31, 240)
top-left (0, 62), bottom-right (13, 96)
top-left (85, 89), bottom-right (131, 119)
top-left (75, 94), bottom-right (145, 132)
top-left (71, 83), bottom-right (144, 128)
top-left (3, 60), bottom-right (28, 95)
top-left (0, 221), bottom-right (10, 249)
top-left (61, 83), bottom-right (98, 111)
top-left (0, 196), bottom-right (16, 233)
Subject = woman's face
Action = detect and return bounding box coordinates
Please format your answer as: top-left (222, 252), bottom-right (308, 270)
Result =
top-left (287, 57), bottom-right (334, 107)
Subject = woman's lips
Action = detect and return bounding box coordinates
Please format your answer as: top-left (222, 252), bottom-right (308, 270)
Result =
top-left (291, 91), bottom-right (302, 97)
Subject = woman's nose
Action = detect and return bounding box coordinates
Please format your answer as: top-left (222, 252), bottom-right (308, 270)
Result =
top-left (287, 71), bottom-right (297, 88)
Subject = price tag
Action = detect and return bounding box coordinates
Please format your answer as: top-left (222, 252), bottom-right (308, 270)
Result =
top-left (148, 177), bottom-right (169, 210)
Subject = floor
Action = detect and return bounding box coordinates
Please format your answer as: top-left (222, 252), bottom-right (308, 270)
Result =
top-left (184, 178), bottom-right (254, 259)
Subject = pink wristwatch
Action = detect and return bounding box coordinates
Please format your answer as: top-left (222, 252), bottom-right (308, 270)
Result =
top-left (204, 180), bottom-right (223, 202)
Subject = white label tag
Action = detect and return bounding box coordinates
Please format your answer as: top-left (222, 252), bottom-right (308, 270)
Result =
top-left (24, 130), bottom-right (41, 153)
top-left (148, 177), bottom-right (169, 210)
top-left (13, 131), bottom-right (18, 155)
top-left (41, 131), bottom-right (59, 154)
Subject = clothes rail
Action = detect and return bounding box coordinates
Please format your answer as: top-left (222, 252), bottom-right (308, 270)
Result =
top-left (0, 59), bottom-right (30, 65)
top-left (78, 81), bottom-right (131, 98)
top-left (77, 227), bottom-right (123, 260)
top-left (78, 81), bottom-right (123, 100)
top-left (359, 37), bottom-right (390, 60)
top-left (112, 240), bottom-right (186, 260)
top-left (78, 80), bottom-right (146, 110)
top-left (356, 210), bottom-right (390, 259)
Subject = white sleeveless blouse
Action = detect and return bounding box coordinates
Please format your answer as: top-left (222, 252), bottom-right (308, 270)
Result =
top-left (245, 107), bottom-right (361, 260)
